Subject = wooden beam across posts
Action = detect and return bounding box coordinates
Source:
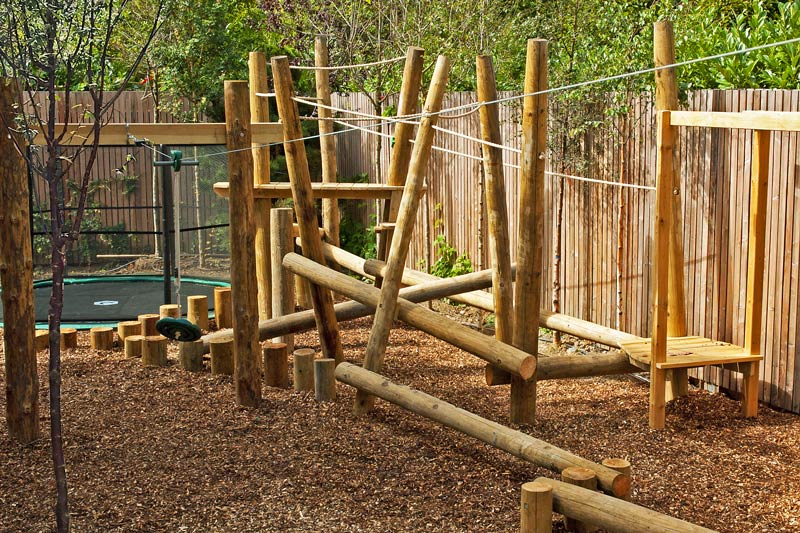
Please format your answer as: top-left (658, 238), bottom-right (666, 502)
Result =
top-left (200, 261), bottom-right (499, 354)
top-left (355, 55), bottom-right (451, 415)
top-left (476, 54), bottom-right (515, 387)
top-left (224, 80), bottom-right (262, 407)
top-left (650, 110), bottom-right (674, 430)
top-left (284, 253), bottom-right (535, 379)
top-left (669, 110), bottom-right (800, 132)
top-left (271, 55), bottom-right (343, 365)
top-left (335, 363), bottom-right (629, 497)
top-left (533, 478), bottom-right (717, 533)
top-left (30, 122), bottom-right (282, 146)
top-left (0, 77), bottom-right (40, 444)
top-left (742, 129), bottom-right (770, 417)
top-left (213, 182), bottom-right (412, 200)
top-left (315, 35), bottom-right (340, 247)
top-left (249, 51), bottom-right (273, 323)
top-left (512, 39), bottom-right (548, 425)
top-left (654, 20), bottom-right (689, 401)
top-left (378, 46), bottom-right (425, 255)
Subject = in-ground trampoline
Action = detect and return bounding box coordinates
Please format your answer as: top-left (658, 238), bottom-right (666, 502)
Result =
top-left (0, 275), bottom-right (230, 330)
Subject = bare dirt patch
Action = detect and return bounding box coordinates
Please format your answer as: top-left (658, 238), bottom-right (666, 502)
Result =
top-left (1, 318), bottom-right (799, 532)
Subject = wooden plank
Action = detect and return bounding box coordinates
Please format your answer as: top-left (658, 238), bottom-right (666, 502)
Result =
top-left (31, 122), bottom-right (283, 146)
top-left (213, 182), bottom-right (413, 199)
top-left (670, 110), bottom-right (800, 131)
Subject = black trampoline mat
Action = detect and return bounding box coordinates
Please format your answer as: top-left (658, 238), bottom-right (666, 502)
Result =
top-left (0, 276), bottom-right (229, 328)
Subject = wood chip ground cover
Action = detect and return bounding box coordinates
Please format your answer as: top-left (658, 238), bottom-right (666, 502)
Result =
top-left (1, 318), bottom-right (799, 532)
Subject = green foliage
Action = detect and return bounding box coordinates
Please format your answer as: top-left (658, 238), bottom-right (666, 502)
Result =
top-left (430, 233), bottom-right (473, 278)
top-left (339, 213), bottom-right (377, 261)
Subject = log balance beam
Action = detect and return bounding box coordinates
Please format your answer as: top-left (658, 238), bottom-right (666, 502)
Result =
top-left (335, 362), bottom-right (630, 497)
top-left (283, 252), bottom-right (536, 380)
top-left (533, 477), bottom-right (716, 532)
top-left (198, 263), bottom-right (501, 352)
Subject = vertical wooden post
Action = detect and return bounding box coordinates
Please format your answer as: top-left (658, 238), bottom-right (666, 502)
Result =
top-left (650, 110), bottom-right (673, 430)
top-left (654, 20), bottom-right (689, 400)
top-left (561, 467), bottom-right (598, 533)
top-left (271, 56), bottom-right (343, 364)
top-left (353, 56), bottom-right (451, 415)
top-left (378, 47), bottom-right (425, 258)
top-left (476, 54), bottom-right (514, 386)
top-left (742, 130), bottom-right (770, 417)
top-left (512, 39), bottom-right (547, 425)
top-left (249, 51), bottom-right (273, 322)
top-left (0, 77), bottom-right (39, 443)
top-left (271, 207), bottom-right (296, 352)
top-left (520, 481), bottom-right (553, 533)
top-left (224, 79), bottom-right (262, 407)
top-left (179, 340), bottom-right (205, 372)
top-left (315, 35), bottom-right (341, 246)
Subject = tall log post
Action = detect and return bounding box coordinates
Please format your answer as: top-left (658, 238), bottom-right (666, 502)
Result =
top-left (476, 54), bottom-right (514, 386)
top-left (354, 56), bottom-right (451, 415)
top-left (650, 110), bottom-right (674, 429)
top-left (336, 363), bottom-right (630, 497)
top-left (315, 36), bottom-right (340, 246)
top-left (271, 55), bottom-right (343, 364)
top-left (224, 80), bottom-right (261, 407)
top-left (0, 77), bottom-right (39, 443)
top-left (520, 481), bottom-right (553, 533)
top-left (654, 21), bottom-right (689, 400)
top-left (249, 51), bottom-right (273, 322)
top-left (512, 39), bottom-right (548, 425)
top-left (377, 47), bottom-right (425, 256)
top-left (270, 207), bottom-right (295, 352)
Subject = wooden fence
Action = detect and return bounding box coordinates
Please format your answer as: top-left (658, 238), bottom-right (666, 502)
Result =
top-left (333, 89), bottom-right (800, 415)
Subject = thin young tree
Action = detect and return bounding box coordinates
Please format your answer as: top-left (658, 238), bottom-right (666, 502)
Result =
top-left (0, 1), bottom-right (164, 530)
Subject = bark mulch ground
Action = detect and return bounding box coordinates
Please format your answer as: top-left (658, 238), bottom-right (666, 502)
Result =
top-left (1, 317), bottom-right (799, 532)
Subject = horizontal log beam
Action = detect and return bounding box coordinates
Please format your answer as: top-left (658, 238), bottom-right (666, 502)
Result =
top-left (534, 477), bottom-right (716, 533)
top-left (670, 110), bottom-right (800, 132)
top-left (283, 253), bottom-right (536, 380)
top-left (199, 263), bottom-right (498, 352)
top-left (335, 363), bottom-right (630, 497)
top-left (213, 182), bottom-right (419, 200)
top-left (537, 352), bottom-right (639, 380)
top-left (31, 122), bottom-right (282, 146)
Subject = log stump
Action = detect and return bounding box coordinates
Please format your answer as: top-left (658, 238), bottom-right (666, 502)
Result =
top-left (35, 330), bottom-right (49, 352)
top-left (520, 481), bottom-right (553, 533)
top-left (561, 467), bottom-right (598, 533)
top-left (263, 342), bottom-right (288, 388)
top-left (138, 313), bottom-right (159, 337)
top-left (292, 348), bottom-right (315, 392)
top-left (90, 327), bottom-right (114, 350)
top-left (601, 458), bottom-right (632, 501)
top-left (214, 287), bottom-right (232, 329)
top-left (125, 335), bottom-right (144, 358)
top-left (210, 338), bottom-right (234, 375)
top-left (187, 295), bottom-right (209, 330)
top-left (314, 358), bottom-right (336, 402)
top-left (179, 339), bottom-right (205, 372)
top-left (142, 335), bottom-right (168, 367)
top-left (159, 304), bottom-right (180, 319)
top-left (117, 320), bottom-right (142, 342)
top-left (60, 328), bottom-right (78, 350)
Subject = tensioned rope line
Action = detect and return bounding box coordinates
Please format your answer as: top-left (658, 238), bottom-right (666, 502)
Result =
top-left (288, 55), bottom-right (406, 71)
top-left (334, 117), bottom-right (656, 190)
top-left (198, 35), bottom-right (800, 161)
top-left (292, 96), bottom-right (423, 126)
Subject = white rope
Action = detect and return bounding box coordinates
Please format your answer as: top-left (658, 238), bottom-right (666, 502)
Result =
top-left (438, 106), bottom-right (482, 120)
top-left (289, 55), bottom-right (406, 71)
top-left (432, 124), bottom-right (522, 154)
top-left (546, 171), bottom-right (655, 191)
top-left (294, 97), bottom-right (422, 126)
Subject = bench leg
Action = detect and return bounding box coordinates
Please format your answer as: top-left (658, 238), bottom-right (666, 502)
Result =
top-left (741, 362), bottom-right (759, 418)
top-left (665, 368), bottom-right (689, 402)
top-left (649, 367), bottom-right (667, 429)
